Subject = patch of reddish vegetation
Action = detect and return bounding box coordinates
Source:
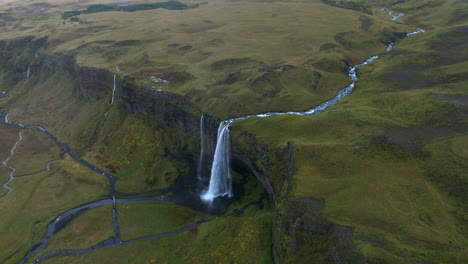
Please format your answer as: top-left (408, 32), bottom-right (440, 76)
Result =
top-left (187, 226), bottom-right (198, 237)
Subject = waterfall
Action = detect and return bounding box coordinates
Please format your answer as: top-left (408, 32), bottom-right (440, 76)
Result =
top-left (201, 120), bottom-right (233, 201)
top-left (26, 67), bottom-right (30, 78)
top-left (198, 114), bottom-right (216, 182)
top-left (198, 114), bottom-right (206, 181)
top-left (386, 43), bottom-right (394, 52)
top-left (110, 75), bottom-right (116, 106)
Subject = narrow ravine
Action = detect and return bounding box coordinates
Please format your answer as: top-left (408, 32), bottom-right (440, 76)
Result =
top-left (1, 130), bottom-right (23, 198)
top-left (200, 8), bottom-right (426, 203)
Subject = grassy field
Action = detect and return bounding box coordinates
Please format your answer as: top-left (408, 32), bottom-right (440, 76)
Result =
top-left (0, 0), bottom-right (408, 119)
top-left (235, 10), bottom-right (468, 262)
top-left (8, 129), bottom-right (62, 175)
top-left (41, 209), bottom-right (273, 264)
top-left (39, 205), bottom-right (114, 254)
top-left (118, 201), bottom-right (205, 240)
top-left (0, 154), bottom-right (108, 264)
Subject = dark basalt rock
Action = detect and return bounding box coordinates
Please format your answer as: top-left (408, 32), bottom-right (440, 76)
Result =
top-left (120, 79), bottom-right (200, 137)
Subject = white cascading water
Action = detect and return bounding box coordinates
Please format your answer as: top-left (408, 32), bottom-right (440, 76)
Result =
top-left (110, 75), bottom-right (116, 106)
top-left (26, 67), bottom-right (30, 78)
top-left (198, 114), bottom-right (206, 181)
top-left (200, 8), bottom-right (425, 203)
top-left (201, 120), bottom-right (233, 201)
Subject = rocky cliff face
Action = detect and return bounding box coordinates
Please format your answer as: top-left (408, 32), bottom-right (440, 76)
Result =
top-left (120, 78), bottom-right (201, 137)
top-left (232, 131), bottom-right (365, 264)
top-left (0, 36), bottom-right (48, 86)
top-left (0, 36), bottom-right (114, 100)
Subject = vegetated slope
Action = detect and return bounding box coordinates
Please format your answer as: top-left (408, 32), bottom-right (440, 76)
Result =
top-left (236, 1), bottom-right (468, 263)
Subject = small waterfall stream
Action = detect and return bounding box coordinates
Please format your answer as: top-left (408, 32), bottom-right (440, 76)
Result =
top-left (110, 74), bottom-right (117, 106)
top-left (197, 114), bottom-right (217, 183)
top-left (201, 120), bottom-right (233, 201)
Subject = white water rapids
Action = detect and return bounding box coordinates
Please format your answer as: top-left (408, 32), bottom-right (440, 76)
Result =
top-left (110, 74), bottom-right (117, 106)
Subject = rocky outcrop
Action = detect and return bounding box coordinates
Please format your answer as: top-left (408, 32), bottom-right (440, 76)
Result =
top-left (232, 130), bottom-right (366, 264)
top-left (231, 130), bottom-right (296, 204)
top-left (0, 36), bottom-right (114, 100)
top-left (120, 78), bottom-right (201, 137)
top-left (0, 36), bottom-right (48, 86)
